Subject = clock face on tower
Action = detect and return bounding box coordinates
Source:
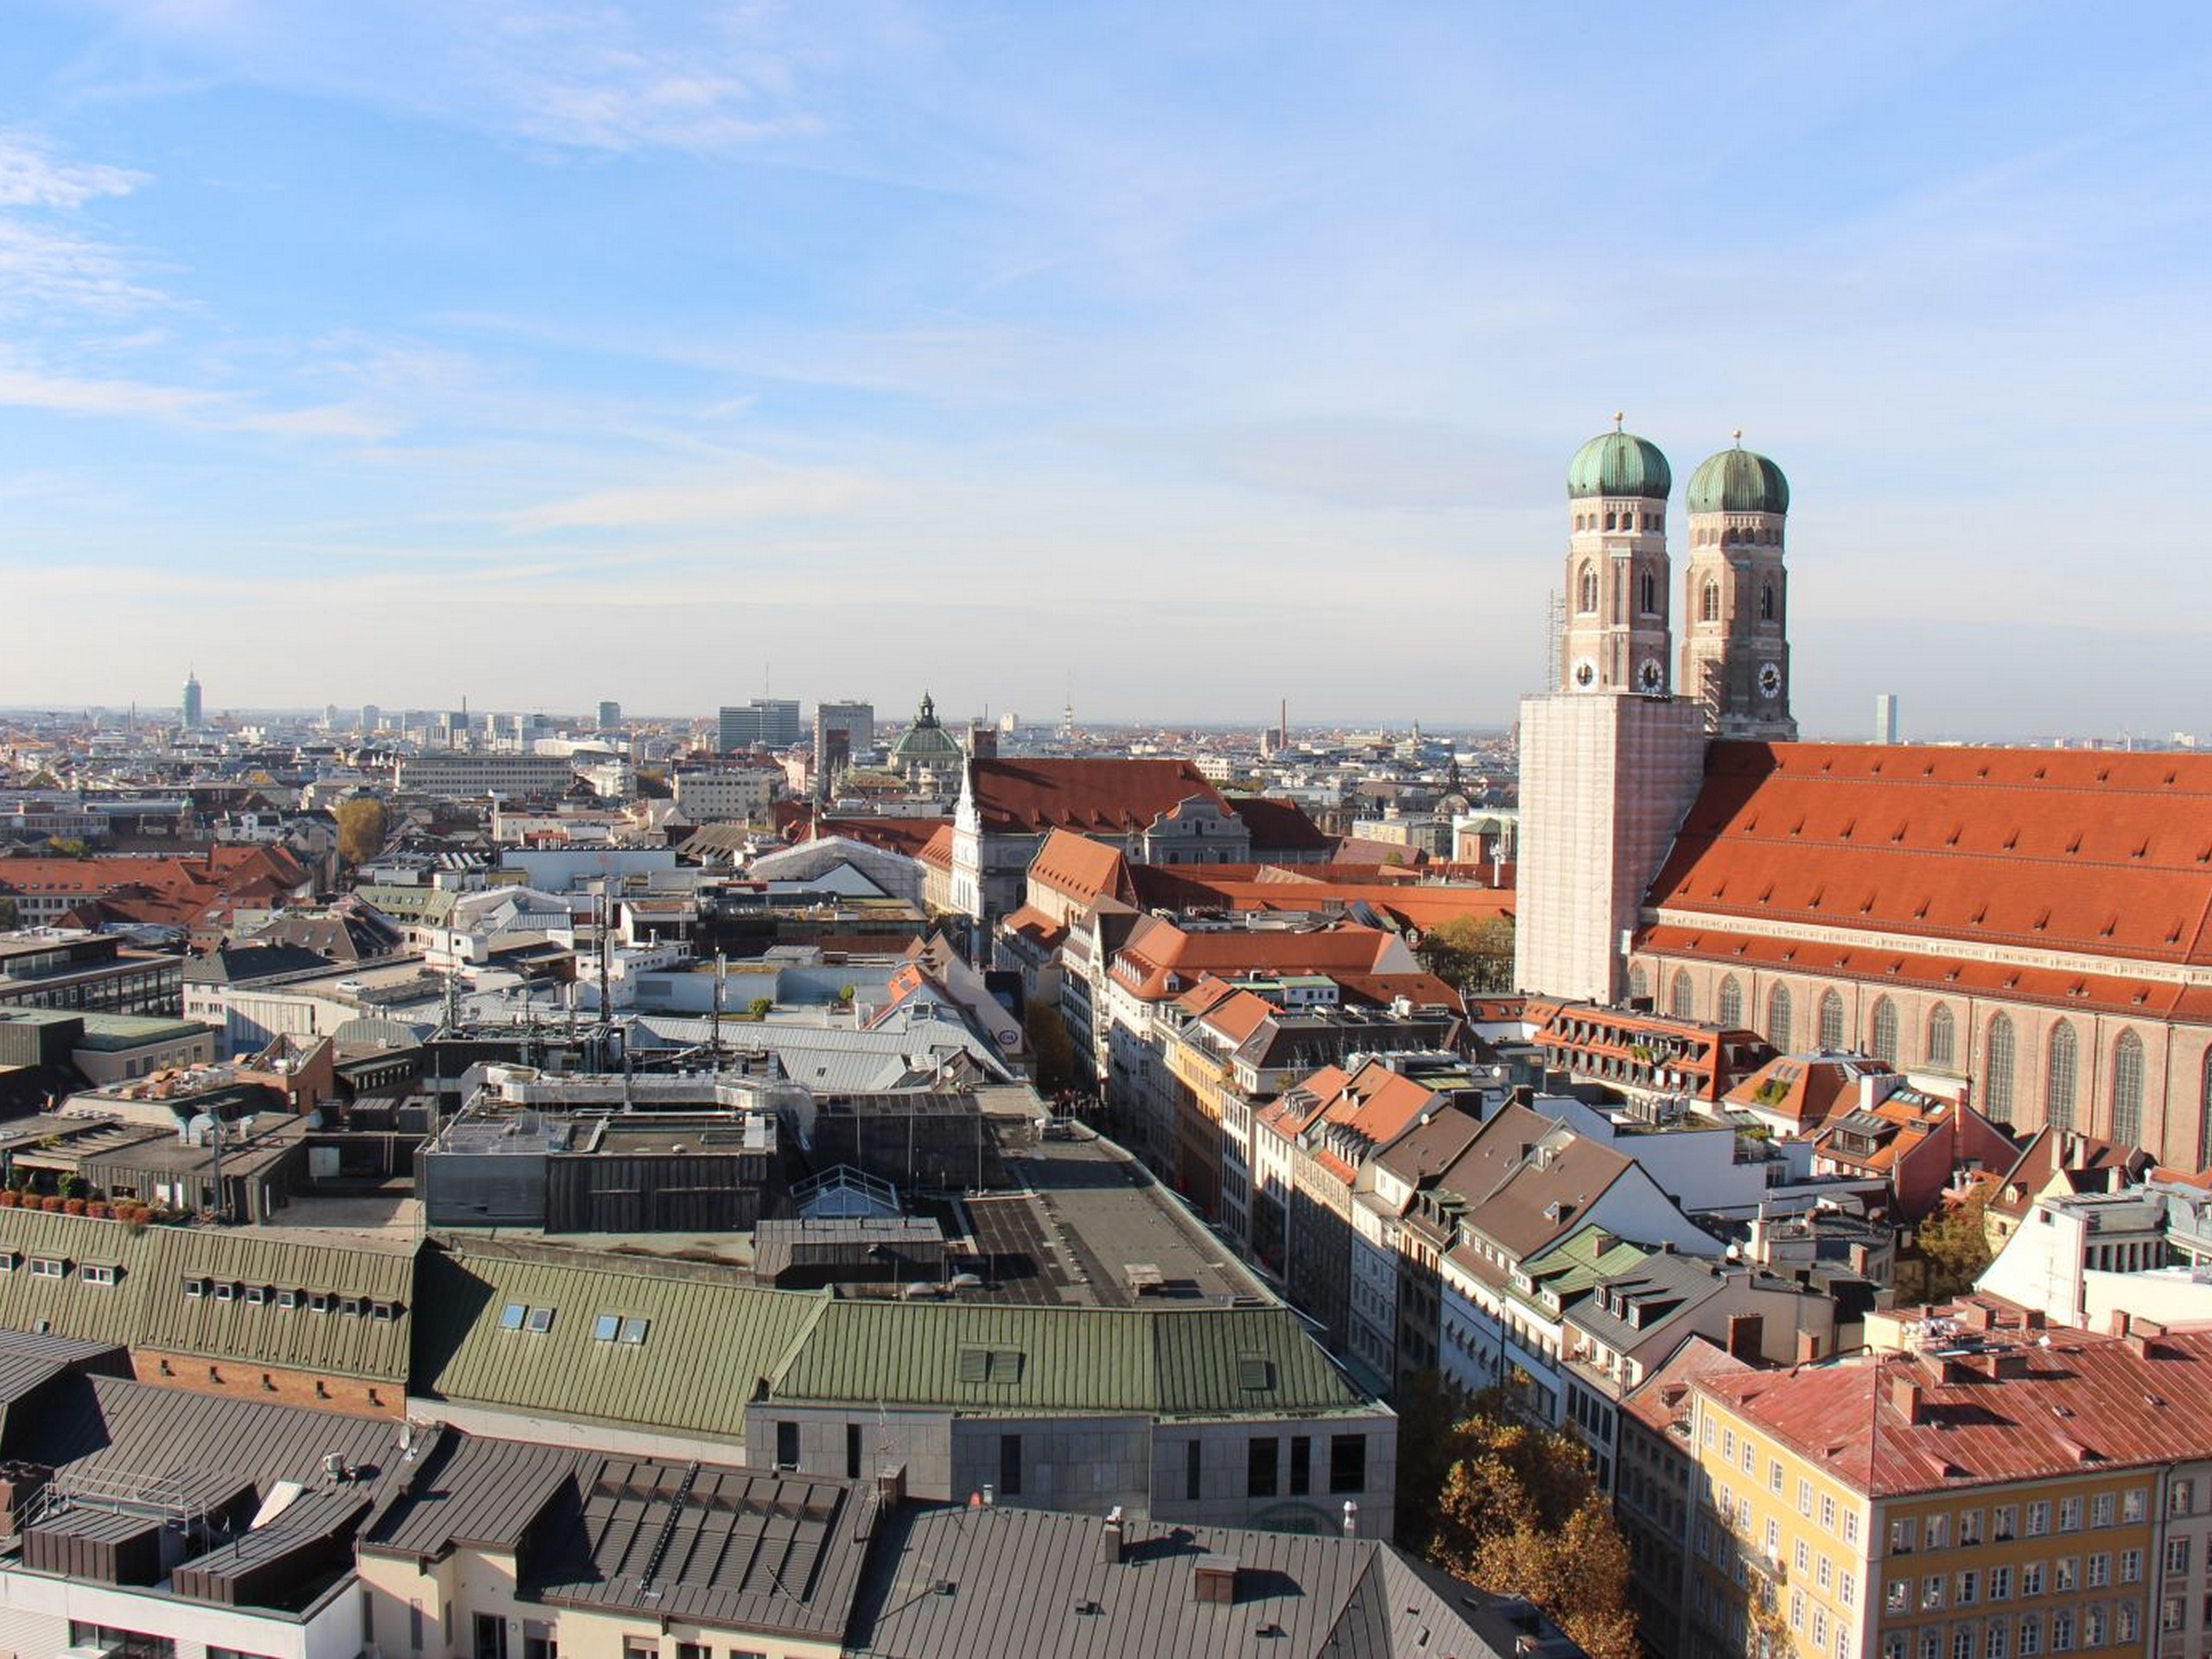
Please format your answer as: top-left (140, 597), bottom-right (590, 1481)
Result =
top-left (1758, 662), bottom-right (1783, 700)
top-left (1573, 658), bottom-right (1597, 690)
top-left (1638, 659), bottom-right (1663, 693)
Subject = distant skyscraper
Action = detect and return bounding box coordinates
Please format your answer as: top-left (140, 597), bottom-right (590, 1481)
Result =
top-left (1875, 693), bottom-right (1899, 746)
top-left (813, 701), bottom-right (874, 798)
top-left (718, 698), bottom-right (802, 753)
top-left (361, 704), bottom-right (381, 734)
top-left (180, 671), bottom-right (202, 728)
top-left (598, 700), bottom-right (622, 730)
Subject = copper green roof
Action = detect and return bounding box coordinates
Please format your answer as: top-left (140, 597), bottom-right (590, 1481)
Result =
top-left (1567, 425), bottom-right (1671, 500)
top-left (1688, 442), bottom-right (1790, 515)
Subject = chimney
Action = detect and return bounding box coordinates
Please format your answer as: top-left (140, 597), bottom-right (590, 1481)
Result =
top-left (1343, 1499), bottom-right (1359, 1538)
top-left (1194, 1554), bottom-right (1240, 1605)
top-left (1097, 1505), bottom-right (1126, 1566)
top-left (2022, 1308), bottom-right (2046, 1332)
top-left (875, 1464), bottom-right (906, 1511)
top-left (1888, 1372), bottom-right (1925, 1426)
top-left (1726, 1314), bottom-right (1766, 1363)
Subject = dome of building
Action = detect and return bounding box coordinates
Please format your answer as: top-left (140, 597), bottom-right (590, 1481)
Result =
top-left (1688, 439), bottom-right (1790, 515)
top-left (1567, 420), bottom-right (1671, 500)
top-left (889, 692), bottom-right (963, 773)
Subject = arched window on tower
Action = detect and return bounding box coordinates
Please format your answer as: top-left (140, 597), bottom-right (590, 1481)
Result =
top-left (1871, 997), bottom-right (1899, 1066)
top-left (1577, 563), bottom-right (1599, 614)
top-left (1641, 569), bottom-right (1658, 616)
top-left (1926, 1003), bottom-right (1955, 1070)
top-left (2110, 1030), bottom-right (2145, 1149)
top-left (1818, 988), bottom-right (1846, 1052)
top-left (1760, 582), bottom-right (1777, 622)
top-left (2046, 1021), bottom-right (2079, 1132)
top-left (1700, 580), bottom-right (1720, 623)
top-left (1986, 1014), bottom-right (2018, 1119)
top-left (1767, 984), bottom-right (1792, 1052)
top-left (1670, 969), bottom-right (1694, 1020)
top-left (1717, 976), bottom-right (1743, 1028)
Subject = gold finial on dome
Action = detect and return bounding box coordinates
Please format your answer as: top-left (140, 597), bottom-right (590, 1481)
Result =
top-left (1613, 410), bottom-right (1624, 430)
top-left (1732, 427), bottom-right (1744, 445)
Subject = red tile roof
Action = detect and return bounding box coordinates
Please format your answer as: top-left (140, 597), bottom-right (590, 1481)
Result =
top-left (1700, 1321), bottom-right (2212, 1497)
top-left (966, 759), bottom-right (1224, 836)
top-left (807, 817), bottom-right (950, 860)
top-left (915, 824), bottom-right (954, 873)
top-left (1647, 742), bottom-right (2212, 972)
top-left (1027, 829), bottom-right (1137, 908)
top-left (1224, 796), bottom-right (1333, 851)
top-left (1108, 918), bottom-right (1407, 1001)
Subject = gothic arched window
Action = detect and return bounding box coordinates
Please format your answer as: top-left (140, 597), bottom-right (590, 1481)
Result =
top-left (1627, 963), bottom-right (1649, 1004)
top-left (1818, 988), bottom-right (1846, 1052)
top-left (1767, 985), bottom-right (1792, 1052)
top-left (1871, 997), bottom-right (1899, 1066)
top-left (1986, 1014), bottom-right (2018, 1119)
top-left (1700, 580), bottom-right (1720, 623)
top-left (1760, 582), bottom-right (1777, 622)
top-left (1717, 976), bottom-right (1743, 1028)
top-left (1670, 969), bottom-right (1694, 1020)
top-left (1578, 562), bottom-right (1599, 614)
top-left (1641, 569), bottom-right (1658, 616)
top-left (2111, 1030), bottom-right (2145, 1149)
top-left (2046, 1021), bottom-right (2079, 1132)
top-left (1926, 1003), bottom-right (1955, 1070)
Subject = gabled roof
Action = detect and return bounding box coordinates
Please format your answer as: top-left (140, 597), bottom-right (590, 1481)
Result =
top-left (1987, 1125), bottom-right (2155, 1220)
top-left (1647, 742), bottom-right (2212, 971)
top-left (1224, 796), bottom-right (1334, 852)
top-left (1027, 827), bottom-right (1138, 908)
top-left (966, 758), bottom-right (1227, 836)
top-left (1109, 918), bottom-right (1406, 1001)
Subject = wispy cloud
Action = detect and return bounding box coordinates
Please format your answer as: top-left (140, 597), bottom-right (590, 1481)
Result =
top-left (503, 464), bottom-right (887, 533)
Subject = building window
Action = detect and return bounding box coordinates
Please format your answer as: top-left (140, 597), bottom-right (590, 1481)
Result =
top-left (774, 1420), bottom-right (799, 1469)
top-left (2046, 1022), bottom-right (2079, 1133)
top-left (1819, 990), bottom-right (1846, 1052)
top-left (2023, 1564), bottom-right (2044, 1597)
top-left (1717, 976), bottom-right (1744, 1029)
top-left (522, 1621), bottom-right (556, 1659)
top-left (1000, 1433), bottom-right (1023, 1497)
top-left (2110, 1032), bottom-right (2145, 1149)
top-left (1761, 581), bottom-right (1777, 622)
top-left (1186, 1440), bottom-right (1202, 1502)
top-left (1770, 985), bottom-right (1794, 1052)
top-left (1578, 563), bottom-right (1599, 613)
top-left (1986, 1015), bottom-right (2018, 1120)
top-left (1872, 998), bottom-right (1899, 1066)
top-left (1290, 1435), bottom-right (1312, 1497)
top-left (474, 1612), bottom-right (509, 1659)
top-left (1927, 1003), bottom-right (1956, 1070)
top-left (1672, 970), bottom-right (1695, 1020)
top-left (1700, 579), bottom-right (1721, 623)
top-left (1249, 1438), bottom-right (1279, 1497)
top-left (1330, 1433), bottom-right (1367, 1495)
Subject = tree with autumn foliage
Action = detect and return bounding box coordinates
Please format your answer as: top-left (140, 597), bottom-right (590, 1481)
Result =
top-left (333, 798), bottom-right (390, 868)
top-left (1907, 1179), bottom-right (1995, 1301)
top-left (1397, 1378), bottom-right (1641, 1659)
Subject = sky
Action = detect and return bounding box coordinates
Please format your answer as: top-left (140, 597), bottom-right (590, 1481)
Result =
top-left (0, 1), bottom-right (2207, 740)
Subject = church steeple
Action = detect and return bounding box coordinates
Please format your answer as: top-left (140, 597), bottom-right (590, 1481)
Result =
top-left (1560, 416), bottom-right (1675, 698)
top-left (1679, 433), bottom-right (1796, 740)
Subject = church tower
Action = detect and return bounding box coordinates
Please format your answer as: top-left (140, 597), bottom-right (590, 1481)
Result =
top-left (1516, 421), bottom-right (1710, 1006)
top-left (1679, 435), bottom-right (1796, 740)
top-left (1560, 416), bottom-right (1675, 697)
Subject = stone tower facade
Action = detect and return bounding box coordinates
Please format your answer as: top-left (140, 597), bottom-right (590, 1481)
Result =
top-left (1560, 417), bottom-right (1675, 699)
top-left (1678, 436), bottom-right (1797, 740)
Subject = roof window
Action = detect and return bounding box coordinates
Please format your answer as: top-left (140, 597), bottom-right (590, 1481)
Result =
top-left (957, 1346), bottom-right (1024, 1384)
top-left (500, 1301), bottom-right (528, 1331)
top-left (1237, 1356), bottom-right (1276, 1391)
top-left (620, 1317), bottom-right (649, 1344)
top-left (525, 1306), bottom-right (555, 1333)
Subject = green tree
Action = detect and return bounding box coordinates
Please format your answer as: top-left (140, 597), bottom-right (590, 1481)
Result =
top-left (0, 896), bottom-right (16, 928)
top-left (1910, 1182), bottom-right (1994, 1301)
top-left (747, 996), bottom-right (773, 1018)
top-left (333, 798), bottom-right (390, 867)
top-left (1415, 914), bottom-right (1517, 995)
top-left (41, 836), bottom-right (88, 857)
top-left (635, 766), bottom-right (672, 800)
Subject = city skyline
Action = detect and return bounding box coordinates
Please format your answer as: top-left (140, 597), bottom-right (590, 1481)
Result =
top-left (2, 3), bottom-right (2207, 734)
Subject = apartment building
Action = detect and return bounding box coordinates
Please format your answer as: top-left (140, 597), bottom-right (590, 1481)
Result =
top-left (1686, 1306), bottom-right (2212, 1659)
